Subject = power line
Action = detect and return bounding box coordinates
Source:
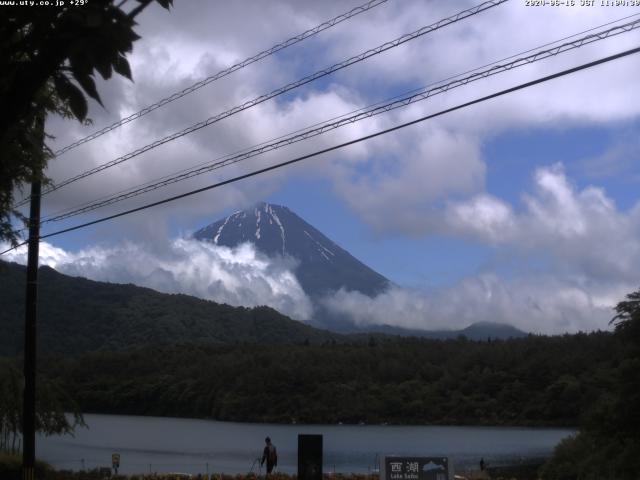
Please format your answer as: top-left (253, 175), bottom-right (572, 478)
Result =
top-left (35, 17), bottom-right (640, 225)
top-left (15, 0), bottom-right (507, 208)
top-left (38, 12), bottom-right (640, 224)
top-left (3, 45), bottom-right (638, 256)
top-left (19, 12), bottom-right (639, 221)
top-left (52, 0), bottom-right (390, 157)
top-left (12, 13), bottom-right (640, 236)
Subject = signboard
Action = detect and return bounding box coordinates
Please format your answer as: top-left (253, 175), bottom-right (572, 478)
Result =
top-left (383, 456), bottom-right (451, 480)
top-left (112, 453), bottom-right (121, 473)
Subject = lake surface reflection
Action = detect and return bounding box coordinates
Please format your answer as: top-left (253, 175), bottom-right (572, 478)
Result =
top-left (36, 414), bottom-right (574, 475)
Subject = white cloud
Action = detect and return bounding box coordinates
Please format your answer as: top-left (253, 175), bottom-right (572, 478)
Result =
top-left (3, 239), bottom-right (314, 321)
top-left (446, 194), bottom-right (514, 243)
top-left (321, 275), bottom-right (628, 335)
top-left (445, 164), bottom-right (640, 282)
top-left (6, 163), bottom-right (640, 335)
top-left (323, 163), bottom-right (640, 334)
top-left (7, 1), bottom-right (639, 336)
top-left (332, 125), bottom-right (485, 233)
top-left (33, 0), bottom-right (640, 239)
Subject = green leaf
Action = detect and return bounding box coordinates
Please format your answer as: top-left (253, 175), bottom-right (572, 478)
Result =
top-left (113, 54), bottom-right (132, 80)
top-left (85, 11), bottom-right (102, 28)
top-left (94, 57), bottom-right (113, 80)
top-left (54, 74), bottom-right (88, 121)
top-left (72, 72), bottom-right (103, 107)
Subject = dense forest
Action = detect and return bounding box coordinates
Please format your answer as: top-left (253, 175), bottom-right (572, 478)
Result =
top-left (5, 331), bottom-right (617, 427)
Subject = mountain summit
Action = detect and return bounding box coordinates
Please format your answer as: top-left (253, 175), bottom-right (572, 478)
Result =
top-left (193, 202), bottom-right (389, 298)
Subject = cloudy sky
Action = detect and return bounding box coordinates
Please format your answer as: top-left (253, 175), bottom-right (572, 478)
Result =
top-left (5, 0), bottom-right (640, 333)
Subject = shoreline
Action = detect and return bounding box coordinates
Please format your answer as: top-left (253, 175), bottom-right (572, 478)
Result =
top-left (70, 411), bottom-right (580, 430)
top-left (35, 414), bottom-right (569, 477)
top-left (1, 453), bottom-right (546, 480)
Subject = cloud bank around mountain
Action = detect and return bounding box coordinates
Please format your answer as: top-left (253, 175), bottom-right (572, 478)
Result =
top-left (7, 0), bottom-right (639, 334)
top-left (323, 164), bottom-right (639, 334)
top-left (322, 276), bottom-right (624, 335)
top-left (5, 164), bottom-right (638, 334)
top-left (3, 239), bottom-right (314, 321)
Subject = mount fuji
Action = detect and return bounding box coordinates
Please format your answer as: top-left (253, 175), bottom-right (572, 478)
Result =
top-left (193, 202), bottom-right (390, 300)
top-left (192, 203), bottom-right (527, 338)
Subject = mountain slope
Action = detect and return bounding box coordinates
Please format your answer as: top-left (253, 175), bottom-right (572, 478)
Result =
top-left (193, 202), bottom-right (389, 298)
top-left (192, 203), bottom-right (527, 337)
top-left (355, 321), bottom-right (528, 340)
top-left (0, 261), bottom-right (525, 358)
top-left (460, 321), bottom-right (528, 340)
top-left (0, 261), bottom-right (342, 356)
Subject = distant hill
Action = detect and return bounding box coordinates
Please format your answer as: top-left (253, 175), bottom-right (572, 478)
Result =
top-left (193, 202), bottom-right (390, 298)
top-left (0, 261), bottom-right (342, 356)
top-left (459, 321), bottom-right (528, 340)
top-left (329, 320), bottom-right (528, 340)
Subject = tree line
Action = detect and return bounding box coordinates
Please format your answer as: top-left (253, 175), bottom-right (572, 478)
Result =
top-left (541, 289), bottom-right (640, 479)
top-left (6, 331), bottom-right (619, 427)
top-left (0, 261), bottom-right (340, 357)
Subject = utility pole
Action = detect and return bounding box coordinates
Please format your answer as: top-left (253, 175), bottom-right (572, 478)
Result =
top-left (23, 114), bottom-right (43, 480)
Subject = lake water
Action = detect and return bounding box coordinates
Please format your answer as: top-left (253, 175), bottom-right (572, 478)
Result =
top-left (36, 414), bottom-right (574, 475)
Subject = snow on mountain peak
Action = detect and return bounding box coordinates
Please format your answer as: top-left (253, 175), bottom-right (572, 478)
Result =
top-left (193, 202), bottom-right (389, 298)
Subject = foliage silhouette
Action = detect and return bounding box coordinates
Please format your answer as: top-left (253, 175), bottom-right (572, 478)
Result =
top-left (0, 0), bottom-right (173, 245)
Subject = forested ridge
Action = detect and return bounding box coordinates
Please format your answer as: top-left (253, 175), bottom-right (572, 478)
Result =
top-left (11, 331), bottom-right (618, 427)
top-left (0, 262), bottom-right (525, 355)
top-left (0, 261), bottom-right (341, 355)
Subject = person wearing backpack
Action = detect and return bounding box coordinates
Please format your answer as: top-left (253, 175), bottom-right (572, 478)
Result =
top-left (261, 436), bottom-right (278, 476)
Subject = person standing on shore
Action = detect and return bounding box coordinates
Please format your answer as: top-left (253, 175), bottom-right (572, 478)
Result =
top-left (261, 436), bottom-right (278, 476)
